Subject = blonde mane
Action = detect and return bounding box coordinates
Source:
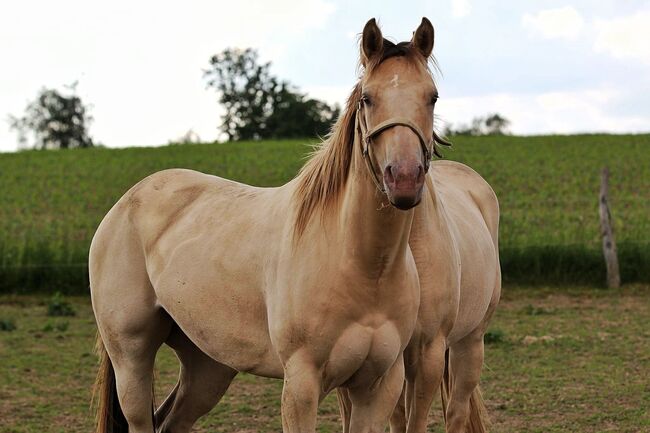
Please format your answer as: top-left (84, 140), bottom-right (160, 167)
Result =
top-left (293, 83), bottom-right (362, 238)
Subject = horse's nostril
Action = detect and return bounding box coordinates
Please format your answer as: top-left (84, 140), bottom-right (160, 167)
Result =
top-left (384, 165), bottom-right (395, 184)
top-left (417, 164), bottom-right (424, 181)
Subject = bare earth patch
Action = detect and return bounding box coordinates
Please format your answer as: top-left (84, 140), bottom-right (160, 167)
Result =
top-left (0, 286), bottom-right (648, 432)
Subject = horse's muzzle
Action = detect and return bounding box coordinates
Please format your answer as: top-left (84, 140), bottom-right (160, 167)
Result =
top-left (383, 162), bottom-right (425, 210)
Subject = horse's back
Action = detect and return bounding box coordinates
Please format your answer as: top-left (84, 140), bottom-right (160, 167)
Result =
top-left (429, 160), bottom-right (501, 342)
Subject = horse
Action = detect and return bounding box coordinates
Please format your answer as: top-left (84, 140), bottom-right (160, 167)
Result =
top-left (337, 21), bottom-right (501, 433)
top-left (338, 21), bottom-right (501, 433)
top-left (91, 17), bottom-right (451, 433)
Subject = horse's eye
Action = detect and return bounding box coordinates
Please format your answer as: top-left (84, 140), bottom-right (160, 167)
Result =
top-left (430, 95), bottom-right (439, 105)
top-left (361, 94), bottom-right (372, 106)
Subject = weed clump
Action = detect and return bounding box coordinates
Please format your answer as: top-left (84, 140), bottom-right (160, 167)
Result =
top-left (42, 320), bottom-right (69, 332)
top-left (0, 318), bottom-right (16, 331)
top-left (484, 328), bottom-right (506, 344)
top-left (523, 304), bottom-right (554, 315)
top-left (47, 292), bottom-right (76, 317)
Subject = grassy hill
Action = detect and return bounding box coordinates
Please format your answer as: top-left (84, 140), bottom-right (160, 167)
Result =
top-left (1, 135), bottom-right (648, 293)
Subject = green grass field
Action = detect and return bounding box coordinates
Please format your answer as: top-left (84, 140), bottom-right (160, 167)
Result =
top-left (1, 286), bottom-right (648, 432)
top-left (1, 134), bottom-right (649, 293)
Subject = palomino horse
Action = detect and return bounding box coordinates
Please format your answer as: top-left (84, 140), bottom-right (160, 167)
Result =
top-left (91, 17), bottom-right (450, 433)
top-left (91, 17), bottom-right (499, 433)
top-left (337, 19), bottom-right (500, 433)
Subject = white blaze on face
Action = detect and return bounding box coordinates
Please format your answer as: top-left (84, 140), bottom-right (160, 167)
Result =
top-left (390, 74), bottom-right (399, 88)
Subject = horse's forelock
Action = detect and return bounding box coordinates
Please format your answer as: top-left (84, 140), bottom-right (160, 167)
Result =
top-left (364, 39), bottom-right (433, 75)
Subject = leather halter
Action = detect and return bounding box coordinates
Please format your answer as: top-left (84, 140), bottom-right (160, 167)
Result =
top-left (356, 101), bottom-right (433, 194)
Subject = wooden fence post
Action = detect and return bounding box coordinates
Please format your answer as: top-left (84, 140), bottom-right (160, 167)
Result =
top-left (599, 167), bottom-right (620, 288)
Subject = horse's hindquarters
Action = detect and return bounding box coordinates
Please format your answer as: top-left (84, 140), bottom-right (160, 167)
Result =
top-left (91, 168), bottom-right (287, 379)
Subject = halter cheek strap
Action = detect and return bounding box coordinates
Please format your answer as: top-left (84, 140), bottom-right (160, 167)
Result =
top-left (356, 105), bottom-right (434, 195)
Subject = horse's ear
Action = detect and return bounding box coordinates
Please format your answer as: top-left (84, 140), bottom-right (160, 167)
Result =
top-left (361, 18), bottom-right (383, 66)
top-left (412, 17), bottom-right (434, 58)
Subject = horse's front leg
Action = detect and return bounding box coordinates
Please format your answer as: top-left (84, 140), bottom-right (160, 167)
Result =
top-left (347, 355), bottom-right (406, 433)
top-left (403, 334), bottom-right (447, 433)
top-left (389, 385), bottom-right (407, 433)
top-left (281, 350), bottom-right (322, 433)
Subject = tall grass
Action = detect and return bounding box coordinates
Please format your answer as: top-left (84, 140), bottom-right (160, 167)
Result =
top-left (0, 135), bottom-right (648, 293)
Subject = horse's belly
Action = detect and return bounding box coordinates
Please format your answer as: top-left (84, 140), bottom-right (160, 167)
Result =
top-left (447, 261), bottom-right (497, 344)
top-left (323, 320), bottom-right (403, 391)
top-left (154, 272), bottom-right (284, 378)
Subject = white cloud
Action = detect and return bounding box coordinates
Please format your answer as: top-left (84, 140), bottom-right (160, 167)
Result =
top-left (522, 6), bottom-right (584, 40)
top-left (451, 0), bottom-right (471, 18)
top-left (437, 88), bottom-right (648, 135)
top-left (593, 10), bottom-right (650, 63)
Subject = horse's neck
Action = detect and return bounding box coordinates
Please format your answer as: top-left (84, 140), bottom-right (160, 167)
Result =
top-left (337, 146), bottom-right (414, 278)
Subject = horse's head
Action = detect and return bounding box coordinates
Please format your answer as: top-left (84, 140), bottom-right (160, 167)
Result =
top-left (358, 18), bottom-right (441, 210)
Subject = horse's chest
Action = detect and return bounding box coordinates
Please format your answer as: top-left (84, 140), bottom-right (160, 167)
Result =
top-left (321, 320), bottom-right (404, 391)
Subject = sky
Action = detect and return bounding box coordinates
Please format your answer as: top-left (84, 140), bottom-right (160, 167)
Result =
top-left (1, 0), bottom-right (649, 151)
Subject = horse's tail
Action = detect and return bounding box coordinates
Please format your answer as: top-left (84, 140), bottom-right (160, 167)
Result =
top-left (440, 349), bottom-right (490, 433)
top-left (92, 333), bottom-right (128, 433)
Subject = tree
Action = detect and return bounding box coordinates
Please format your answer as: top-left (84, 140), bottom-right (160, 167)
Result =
top-left (9, 83), bottom-right (94, 149)
top-left (205, 48), bottom-right (276, 141)
top-left (168, 129), bottom-right (202, 145)
top-left (204, 48), bottom-right (339, 141)
top-left (265, 82), bottom-right (339, 139)
top-left (446, 113), bottom-right (511, 136)
top-left (484, 113), bottom-right (510, 135)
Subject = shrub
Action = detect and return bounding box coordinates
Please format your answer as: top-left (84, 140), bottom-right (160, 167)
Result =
top-left (484, 328), bottom-right (506, 344)
top-left (0, 318), bottom-right (16, 331)
top-left (42, 320), bottom-right (69, 332)
top-left (47, 292), bottom-right (76, 317)
top-left (523, 304), bottom-right (553, 315)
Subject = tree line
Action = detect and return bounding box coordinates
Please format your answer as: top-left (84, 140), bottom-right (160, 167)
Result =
top-left (9, 49), bottom-right (509, 150)
top-left (443, 113), bottom-right (510, 136)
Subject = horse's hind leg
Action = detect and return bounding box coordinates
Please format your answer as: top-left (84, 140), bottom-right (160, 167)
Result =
top-left (98, 305), bottom-right (171, 433)
top-left (155, 326), bottom-right (237, 433)
top-left (445, 329), bottom-right (485, 433)
top-left (91, 204), bottom-right (175, 432)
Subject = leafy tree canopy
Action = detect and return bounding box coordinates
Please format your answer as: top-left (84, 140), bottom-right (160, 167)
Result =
top-left (10, 83), bottom-right (94, 149)
top-left (445, 113), bottom-right (511, 136)
top-left (205, 48), bottom-right (339, 141)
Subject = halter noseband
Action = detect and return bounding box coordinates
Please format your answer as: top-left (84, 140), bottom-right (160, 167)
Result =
top-left (356, 101), bottom-right (434, 194)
